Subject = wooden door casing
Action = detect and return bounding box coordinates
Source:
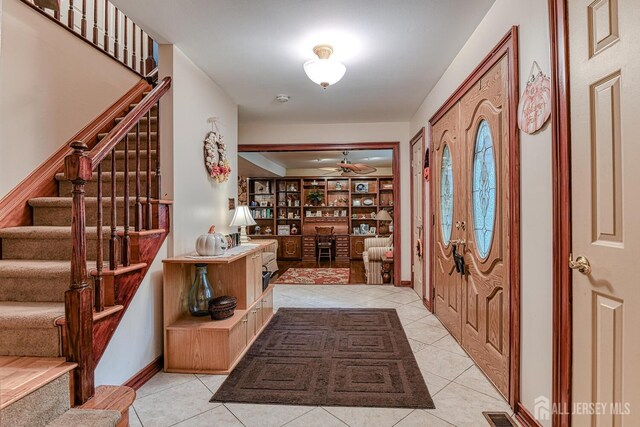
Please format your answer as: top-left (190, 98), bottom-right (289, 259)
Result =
top-left (410, 130), bottom-right (425, 299)
top-left (432, 104), bottom-right (463, 340)
top-left (460, 56), bottom-right (511, 398)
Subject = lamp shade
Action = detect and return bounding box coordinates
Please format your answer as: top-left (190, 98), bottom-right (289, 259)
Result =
top-left (303, 58), bottom-right (346, 88)
top-left (229, 206), bottom-right (257, 227)
top-left (377, 209), bottom-right (393, 221)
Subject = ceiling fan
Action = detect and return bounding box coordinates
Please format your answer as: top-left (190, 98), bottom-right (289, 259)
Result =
top-left (320, 151), bottom-right (377, 176)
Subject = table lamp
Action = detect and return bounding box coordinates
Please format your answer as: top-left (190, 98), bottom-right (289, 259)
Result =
top-left (229, 206), bottom-right (256, 243)
top-left (377, 209), bottom-right (393, 234)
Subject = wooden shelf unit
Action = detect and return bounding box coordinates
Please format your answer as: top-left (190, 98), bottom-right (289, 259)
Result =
top-left (162, 241), bottom-right (275, 374)
top-left (246, 176), bottom-right (395, 260)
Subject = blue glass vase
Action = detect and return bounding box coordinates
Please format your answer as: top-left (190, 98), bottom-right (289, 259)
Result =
top-left (188, 264), bottom-right (213, 316)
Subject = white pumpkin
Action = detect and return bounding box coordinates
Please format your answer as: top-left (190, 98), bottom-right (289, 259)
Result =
top-left (195, 232), bottom-right (227, 256)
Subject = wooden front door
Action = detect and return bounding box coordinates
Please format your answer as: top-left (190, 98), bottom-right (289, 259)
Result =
top-left (431, 53), bottom-right (513, 399)
top-left (433, 104), bottom-right (463, 339)
top-left (569, 0), bottom-right (640, 424)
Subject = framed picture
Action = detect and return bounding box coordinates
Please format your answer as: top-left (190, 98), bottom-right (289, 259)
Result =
top-left (353, 200), bottom-right (362, 207)
top-left (259, 201), bottom-right (268, 207)
top-left (277, 225), bottom-right (291, 235)
top-left (355, 182), bottom-right (369, 193)
top-left (353, 228), bottom-right (360, 235)
top-left (255, 181), bottom-right (269, 194)
top-left (360, 223), bottom-right (370, 234)
top-left (370, 227), bottom-right (377, 234)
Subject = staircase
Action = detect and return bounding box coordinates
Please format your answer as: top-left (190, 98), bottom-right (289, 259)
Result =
top-left (0, 76), bottom-right (172, 426)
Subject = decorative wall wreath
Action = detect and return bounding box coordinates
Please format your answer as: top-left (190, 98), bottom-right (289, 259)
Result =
top-left (204, 131), bottom-right (231, 183)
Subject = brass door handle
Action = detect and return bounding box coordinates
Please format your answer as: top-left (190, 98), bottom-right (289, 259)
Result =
top-left (450, 239), bottom-right (466, 246)
top-left (569, 254), bottom-right (591, 275)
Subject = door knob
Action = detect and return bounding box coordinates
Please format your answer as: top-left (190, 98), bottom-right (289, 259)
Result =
top-left (569, 254), bottom-right (591, 275)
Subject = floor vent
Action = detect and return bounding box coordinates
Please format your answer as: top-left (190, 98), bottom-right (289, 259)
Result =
top-left (483, 411), bottom-right (517, 426)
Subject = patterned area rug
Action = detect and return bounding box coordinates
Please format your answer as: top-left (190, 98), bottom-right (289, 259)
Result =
top-left (273, 268), bottom-right (350, 285)
top-left (212, 308), bottom-right (434, 409)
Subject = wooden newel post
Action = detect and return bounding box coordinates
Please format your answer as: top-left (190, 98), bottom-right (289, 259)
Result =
top-left (64, 141), bottom-right (95, 405)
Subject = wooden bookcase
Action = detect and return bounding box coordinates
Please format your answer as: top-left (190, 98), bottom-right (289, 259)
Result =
top-left (162, 241), bottom-right (275, 374)
top-left (246, 177), bottom-right (395, 260)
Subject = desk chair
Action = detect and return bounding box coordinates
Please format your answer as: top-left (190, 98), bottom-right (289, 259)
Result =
top-left (315, 226), bottom-right (334, 263)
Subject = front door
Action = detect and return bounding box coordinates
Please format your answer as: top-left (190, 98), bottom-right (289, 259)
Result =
top-left (569, 0), bottom-right (640, 424)
top-left (411, 131), bottom-right (425, 299)
top-left (431, 52), bottom-right (514, 400)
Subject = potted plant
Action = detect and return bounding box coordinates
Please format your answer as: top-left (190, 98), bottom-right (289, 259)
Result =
top-left (308, 190), bottom-right (324, 206)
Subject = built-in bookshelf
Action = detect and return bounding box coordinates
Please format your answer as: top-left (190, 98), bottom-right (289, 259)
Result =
top-left (245, 176), bottom-right (395, 259)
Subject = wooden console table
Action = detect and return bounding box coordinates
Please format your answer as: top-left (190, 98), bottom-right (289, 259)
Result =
top-left (162, 241), bottom-right (274, 374)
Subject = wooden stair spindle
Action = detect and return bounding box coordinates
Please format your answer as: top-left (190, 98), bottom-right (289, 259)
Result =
top-left (92, 0), bottom-right (99, 45)
top-left (109, 149), bottom-right (118, 270)
top-left (139, 28), bottom-right (145, 73)
top-left (113, 7), bottom-right (119, 60)
top-left (103, 0), bottom-right (109, 53)
top-left (135, 123), bottom-right (142, 231)
top-left (122, 136), bottom-right (131, 267)
top-left (68, 0), bottom-right (75, 29)
top-left (145, 110), bottom-right (152, 229)
top-left (63, 141), bottom-right (95, 405)
top-left (132, 24), bottom-right (137, 73)
top-left (145, 36), bottom-right (155, 75)
top-left (123, 16), bottom-right (129, 67)
top-left (80, 0), bottom-right (87, 37)
top-left (155, 101), bottom-right (161, 200)
top-left (95, 162), bottom-right (104, 312)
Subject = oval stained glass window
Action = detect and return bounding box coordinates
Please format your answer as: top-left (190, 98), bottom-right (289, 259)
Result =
top-left (472, 120), bottom-right (497, 258)
top-left (440, 145), bottom-right (454, 245)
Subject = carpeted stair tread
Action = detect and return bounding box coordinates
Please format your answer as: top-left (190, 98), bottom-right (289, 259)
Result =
top-left (0, 302), bottom-right (64, 329)
top-left (0, 260), bottom-right (79, 303)
top-left (0, 226), bottom-right (119, 239)
top-left (46, 409), bottom-right (121, 427)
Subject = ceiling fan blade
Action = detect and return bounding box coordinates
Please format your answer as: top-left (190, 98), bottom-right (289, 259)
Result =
top-left (337, 162), bottom-right (357, 170)
top-left (319, 167), bottom-right (339, 171)
top-left (350, 163), bottom-right (378, 174)
top-left (341, 170), bottom-right (357, 177)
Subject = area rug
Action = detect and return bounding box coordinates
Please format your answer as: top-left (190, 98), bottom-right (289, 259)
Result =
top-left (211, 308), bottom-right (435, 409)
top-left (273, 268), bottom-right (350, 285)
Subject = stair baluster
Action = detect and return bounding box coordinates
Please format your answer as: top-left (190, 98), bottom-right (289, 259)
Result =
top-left (139, 28), bottom-right (145, 74)
top-left (64, 141), bottom-right (95, 404)
top-left (145, 35), bottom-right (156, 75)
top-left (146, 109), bottom-right (152, 229)
top-left (103, 0), bottom-right (109, 53)
top-left (132, 24), bottom-right (137, 73)
top-left (135, 123), bottom-right (142, 231)
top-left (122, 135), bottom-right (131, 267)
top-left (95, 162), bottom-right (104, 312)
top-left (68, 0), bottom-right (75, 29)
top-left (123, 16), bottom-right (129, 67)
top-left (155, 101), bottom-right (162, 201)
top-left (92, 0), bottom-right (98, 45)
top-left (81, 0), bottom-right (87, 38)
top-left (109, 149), bottom-right (118, 270)
top-left (113, 7), bottom-right (119, 60)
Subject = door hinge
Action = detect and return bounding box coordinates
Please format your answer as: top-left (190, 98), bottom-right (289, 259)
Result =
top-left (411, 264), bottom-right (415, 272)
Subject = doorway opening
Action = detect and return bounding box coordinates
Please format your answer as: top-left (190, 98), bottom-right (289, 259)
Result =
top-left (238, 142), bottom-right (401, 287)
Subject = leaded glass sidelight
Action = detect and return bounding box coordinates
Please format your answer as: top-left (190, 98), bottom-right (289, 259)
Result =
top-left (440, 145), bottom-right (454, 245)
top-left (472, 120), bottom-right (497, 258)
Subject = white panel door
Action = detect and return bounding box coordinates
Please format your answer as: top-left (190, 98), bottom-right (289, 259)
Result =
top-left (569, 0), bottom-right (640, 424)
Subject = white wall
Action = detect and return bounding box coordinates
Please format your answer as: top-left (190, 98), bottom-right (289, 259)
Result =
top-left (239, 122), bottom-right (411, 282)
top-left (96, 44), bottom-right (238, 384)
top-left (409, 0), bottom-right (552, 423)
top-left (0, 0), bottom-right (139, 197)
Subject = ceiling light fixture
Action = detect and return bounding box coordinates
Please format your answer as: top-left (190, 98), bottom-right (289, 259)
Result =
top-left (275, 94), bottom-right (290, 103)
top-left (303, 44), bottom-right (346, 89)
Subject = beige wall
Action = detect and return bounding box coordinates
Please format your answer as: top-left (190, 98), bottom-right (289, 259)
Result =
top-left (239, 122), bottom-right (411, 281)
top-left (0, 0), bottom-right (139, 197)
top-left (409, 0), bottom-right (552, 423)
top-left (97, 44), bottom-right (238, 385)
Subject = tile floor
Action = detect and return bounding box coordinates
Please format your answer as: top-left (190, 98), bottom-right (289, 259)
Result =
top-left (130, 284), bottom-right (517, 427)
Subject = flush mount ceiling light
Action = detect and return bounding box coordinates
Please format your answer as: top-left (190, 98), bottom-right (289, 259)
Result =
top-left (303, 44), bottom-right (346, 89)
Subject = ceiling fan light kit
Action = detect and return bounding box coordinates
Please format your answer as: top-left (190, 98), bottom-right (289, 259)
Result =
top-left (303, 44), bottom-right (346, 89)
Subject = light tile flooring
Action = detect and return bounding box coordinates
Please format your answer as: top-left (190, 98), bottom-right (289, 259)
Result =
top-left (130, 285), bottom-right (516, 427)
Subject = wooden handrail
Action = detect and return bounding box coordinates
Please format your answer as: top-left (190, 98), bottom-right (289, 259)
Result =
top-left (89, 77), bottom-right (171, 169)
top-left (62, 75), bottom-right (170, 405)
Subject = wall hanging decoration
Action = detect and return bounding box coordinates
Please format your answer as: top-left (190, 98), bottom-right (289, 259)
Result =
top-left (518, 61), bottom-right (551, 134)
top-left (204, 118), bottom-right (231, 183)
